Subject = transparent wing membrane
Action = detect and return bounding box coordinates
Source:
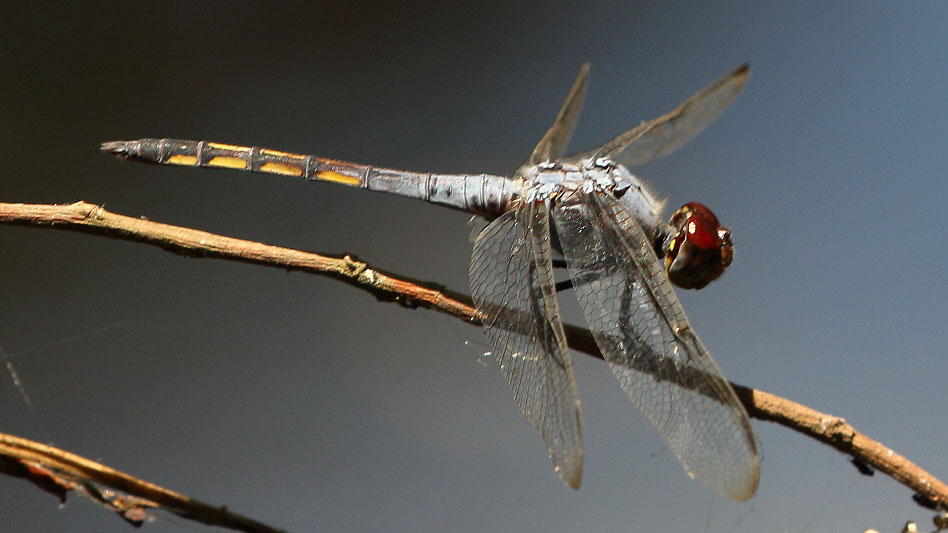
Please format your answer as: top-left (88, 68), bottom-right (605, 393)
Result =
top-left (470, 202), bottom-right (584, 489)
top-left (577, 64), bottom-right (749, 167)
top-left (551, 189), bottom-right (759, 501)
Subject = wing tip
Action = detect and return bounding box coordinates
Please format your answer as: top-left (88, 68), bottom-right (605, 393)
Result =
top-left (557, 454), bottom-right (584, 490)
top-left (721, 454), bottom-right (761, 502)
top-left (732, 63), bottom-right (751, 85)
top-left (553, 441), bottom-right (584, 490)
top-left (727, 473), bottom-right (760, 502)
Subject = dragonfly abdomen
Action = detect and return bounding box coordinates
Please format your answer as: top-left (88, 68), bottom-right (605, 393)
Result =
top-left (101, 138), bottom-right (515, 216)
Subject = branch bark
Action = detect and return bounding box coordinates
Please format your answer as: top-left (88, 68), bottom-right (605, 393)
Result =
top-left (1, 200), bottom-right (945, 524)
top-left (0, 432), bottom-right (283, 532)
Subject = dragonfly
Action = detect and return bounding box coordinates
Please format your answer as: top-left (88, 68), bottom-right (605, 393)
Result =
top-left (102, 63), bottom-right (759, 501)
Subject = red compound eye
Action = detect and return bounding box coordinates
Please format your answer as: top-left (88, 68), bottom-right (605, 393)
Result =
top-left (683, 210), bottom-right (719, 250)
top-left (665, 202), bottom-right (734, 290)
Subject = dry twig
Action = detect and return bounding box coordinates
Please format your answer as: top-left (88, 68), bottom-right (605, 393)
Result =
top-left (1, 200), bottom-right (945, 525)
top-left (0, 432), bottom-right (283, 532)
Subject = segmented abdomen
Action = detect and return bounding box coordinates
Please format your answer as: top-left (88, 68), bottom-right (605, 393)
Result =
top-left (103, 138), bottom-right (515, 216)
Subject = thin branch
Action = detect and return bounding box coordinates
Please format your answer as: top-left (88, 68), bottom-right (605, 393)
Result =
top-left (2, 200), bottom-right (946, 513)
top-left (0, 432), bottom-right (284, 532)
top-left (0, 201), bottom-right (476, 318)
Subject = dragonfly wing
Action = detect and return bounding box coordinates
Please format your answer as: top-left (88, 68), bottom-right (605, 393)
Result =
top-left (470, 202), bottom-right (584, 489)
top-left (550, 189), bottom-right (759, 501)
top-left (576, 64), bottom-right (748, 167)
top-left (518, 63), bottom-right (590, 174)
top-left (466, 215), bottom-right (489, 243)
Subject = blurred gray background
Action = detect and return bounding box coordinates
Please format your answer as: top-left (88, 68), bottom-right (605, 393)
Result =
top-left (2, 2), bottom-right (947, 531)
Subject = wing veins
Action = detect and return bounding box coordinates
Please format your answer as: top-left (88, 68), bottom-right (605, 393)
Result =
top-left (550, 189), bottom-right (759, 501)
top-left (469, 201), bottom-right (584, 489)
top-left (572, 64), bottom-right (749, 167)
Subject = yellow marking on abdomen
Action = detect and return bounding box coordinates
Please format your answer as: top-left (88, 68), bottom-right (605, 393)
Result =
top-left (208, 156), bottom-right (248, 169)
top-left (316, 170), bottom-right (361, 186)
top-left (167, 154), bottom-right (198, 166)
top-left (260, 162), bottom-right (304, 176)
top-left (207, 142), bottom-right (251, 152)
top-left (261, 148), bottom-right (305, 159)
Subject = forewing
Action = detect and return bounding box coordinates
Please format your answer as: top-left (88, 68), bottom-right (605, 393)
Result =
top-left (520, 63), bottom-right (590, 172)
top-left (576, 64), bottom-right (748, 167)
top-left (470, 202), bottom-right (584, 489)
top-left (550, 189), bottom-right (759, 501)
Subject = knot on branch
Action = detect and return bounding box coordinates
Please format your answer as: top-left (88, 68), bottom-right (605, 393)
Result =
top-left (820, 415), bottom-right (856, 445)
top-left (342, 255), bottom-right (368, 277)
top-left (72, 201), bottom-right (105, 221)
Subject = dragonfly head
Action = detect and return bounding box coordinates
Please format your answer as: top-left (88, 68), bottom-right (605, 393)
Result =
top-left (664, 202), bottom-right (733, 290)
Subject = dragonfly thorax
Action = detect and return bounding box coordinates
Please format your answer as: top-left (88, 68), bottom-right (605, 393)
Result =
top-left (518, 157), bottom-right (635, 203)
top-left (516, 158), bottom-right (674, 261)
